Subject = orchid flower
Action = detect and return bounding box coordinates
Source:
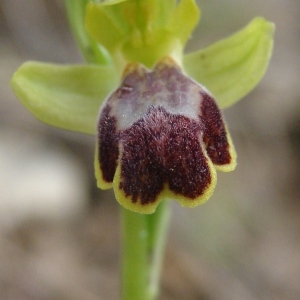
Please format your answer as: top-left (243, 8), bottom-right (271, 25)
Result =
top-left (11, 0), bottom-right (274, 214)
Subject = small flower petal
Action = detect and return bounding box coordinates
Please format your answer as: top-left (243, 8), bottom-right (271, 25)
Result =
top-left (167, 0), bottom-right (200, 45)
top-left (95, 58), bottom-right (235, 213)
top-left (86, 0), bottom-right (200, 69)
top-left (86, 2), bottom-right (129, 56)
top-left (11, 62), bottom-right (118, 134)
top-left (183, 17), bottom-right (275, 108)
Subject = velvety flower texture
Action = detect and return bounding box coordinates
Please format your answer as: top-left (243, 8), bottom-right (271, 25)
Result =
top-left (11, 0), bottom-right (274, 213)
top-left (95, 57), bottom-right (236, 213)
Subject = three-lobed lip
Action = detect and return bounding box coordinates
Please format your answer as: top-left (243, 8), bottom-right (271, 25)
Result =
top-left (95, 58), bottom-right (236, 213)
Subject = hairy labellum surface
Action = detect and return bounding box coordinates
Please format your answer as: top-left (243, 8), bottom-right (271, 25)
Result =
top-left (95, 57), bottom-right (236, 213)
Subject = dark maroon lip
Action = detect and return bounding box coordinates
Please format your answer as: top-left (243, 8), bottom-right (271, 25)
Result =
top-left (119, 105), bottom-right (212, 205)
top-left (97, 58), bottom-right (233, 207)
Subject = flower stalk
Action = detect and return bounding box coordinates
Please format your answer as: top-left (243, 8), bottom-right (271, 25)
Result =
top-left (121, 200), bottom-right (170, 300)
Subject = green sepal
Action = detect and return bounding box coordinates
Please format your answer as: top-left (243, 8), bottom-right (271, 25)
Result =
top-left (183, 17), bottom-right (275, 108)
top-left (167, 0), bottom-right (200, 46)
top-left (11, 62), bottom-right (118, 134)
top-left (85, 2), bottom-right (130, 55)
top-left (86, 0), bottom-right (200, 68)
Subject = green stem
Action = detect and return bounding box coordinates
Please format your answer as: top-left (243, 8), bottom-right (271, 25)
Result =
top-left (121, 208), bottom-right (149, 300)
top-left (147, 200), bottom-right (170, 299)
top-left (121, 201), bottom-right (170, 300)
top-left (64, 0), bottom-right (112, 65)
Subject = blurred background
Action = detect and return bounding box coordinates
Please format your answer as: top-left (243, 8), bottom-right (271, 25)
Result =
top-left (0, 0), bottom-right (300, 299)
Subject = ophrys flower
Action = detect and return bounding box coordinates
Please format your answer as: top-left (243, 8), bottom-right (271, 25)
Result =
top-left (11, 0), bottom-right (274, 213)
